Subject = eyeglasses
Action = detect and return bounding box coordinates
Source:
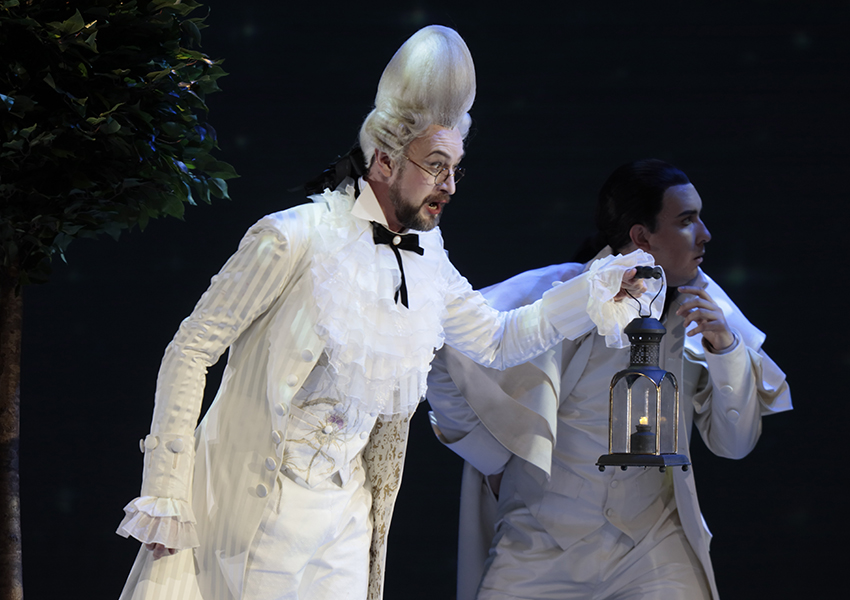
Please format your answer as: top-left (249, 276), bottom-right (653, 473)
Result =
top-left (404, 156), bottom-right (465, 185)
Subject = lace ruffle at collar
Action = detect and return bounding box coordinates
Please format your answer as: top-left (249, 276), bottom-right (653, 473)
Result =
top-left (308, 184), bottom-right (449, 418)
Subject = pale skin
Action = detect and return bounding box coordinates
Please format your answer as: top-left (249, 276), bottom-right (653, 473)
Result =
top-left (145, 542), bottom-right (176, 559)
top-left (146, 125), bottom-right (645, 558)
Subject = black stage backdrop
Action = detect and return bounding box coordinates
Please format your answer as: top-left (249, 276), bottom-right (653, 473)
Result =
top-left (20, 1), bottom-right (845, 598)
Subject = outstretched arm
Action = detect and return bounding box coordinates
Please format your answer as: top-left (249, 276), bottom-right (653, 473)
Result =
top-left (441, 251), bottom-right (658, 372)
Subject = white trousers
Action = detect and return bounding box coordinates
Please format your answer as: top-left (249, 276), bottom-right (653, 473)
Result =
top-left (241, 467), bottom-right (372, 600)
top-left (119, 467), bottom-right (371, 600)
top-left (478, 502), bottom-right (711, 600)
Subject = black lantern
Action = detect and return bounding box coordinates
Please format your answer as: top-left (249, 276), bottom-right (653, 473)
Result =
top-left (596, 268), bottom-right (690, 473)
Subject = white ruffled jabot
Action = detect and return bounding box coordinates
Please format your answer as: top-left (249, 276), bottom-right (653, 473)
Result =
top-left (308, 185), bottom-right (448, 418)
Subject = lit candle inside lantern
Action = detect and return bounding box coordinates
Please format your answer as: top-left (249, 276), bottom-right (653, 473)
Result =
top-left (631, 415), bottom-right (654, 454)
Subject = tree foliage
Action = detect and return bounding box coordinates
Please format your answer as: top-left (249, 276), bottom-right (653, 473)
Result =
top-left (0, 0), bottom-right (236, 285)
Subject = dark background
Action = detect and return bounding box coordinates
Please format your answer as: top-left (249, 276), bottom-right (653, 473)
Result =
top-left (19, 1), bottom-right (846, 598)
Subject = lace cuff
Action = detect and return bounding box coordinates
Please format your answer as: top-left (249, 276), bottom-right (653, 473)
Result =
top-left (116, 496), bottom-right (200, 549)
top-left (586, 250), bottom-right (665, 349)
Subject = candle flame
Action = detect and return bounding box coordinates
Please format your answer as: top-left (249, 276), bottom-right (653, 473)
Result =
top-left (639, 416), bottom-right (648, 425)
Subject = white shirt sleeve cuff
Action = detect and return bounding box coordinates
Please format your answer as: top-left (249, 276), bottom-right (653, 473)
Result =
top-left (116, 496), bottom-right (200, 549)
top-left (542, 250), bottom-right (663, 347)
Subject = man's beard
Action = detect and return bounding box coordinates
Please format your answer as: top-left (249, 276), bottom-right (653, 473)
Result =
top-left (388, 178), bottom-right (442, 232)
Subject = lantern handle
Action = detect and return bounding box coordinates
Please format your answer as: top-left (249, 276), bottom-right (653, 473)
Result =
top-left (627, 266), bottom-right (665, 317)
top-left (634, 266), bottom-right (662, 279)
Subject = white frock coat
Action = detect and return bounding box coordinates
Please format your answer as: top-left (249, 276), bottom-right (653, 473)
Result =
top-left (119, 186), bottom-right (610, 600)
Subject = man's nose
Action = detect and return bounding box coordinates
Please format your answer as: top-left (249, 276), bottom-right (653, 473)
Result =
top-left (698, 219), bottom-right (712, 244)
top-left (441, 174), bottom-right (457, 195)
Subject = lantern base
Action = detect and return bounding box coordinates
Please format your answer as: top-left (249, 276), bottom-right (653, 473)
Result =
top-left (596, 452), bottom-right (690, 472)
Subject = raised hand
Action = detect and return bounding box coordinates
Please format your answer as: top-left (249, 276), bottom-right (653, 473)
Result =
top-left (676, 286), bottom-right (735, 351)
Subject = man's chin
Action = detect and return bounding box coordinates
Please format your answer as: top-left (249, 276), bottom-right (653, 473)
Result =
top-left (404, 210), bottom-right (440, 232)
top-left (422, 214), bottom-right (440, 231)
top-left (669, 269), bottom-right (698, 288)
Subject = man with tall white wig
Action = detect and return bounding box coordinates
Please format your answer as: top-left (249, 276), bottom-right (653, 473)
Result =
top-left (116, 26), bottom-right (655, 600)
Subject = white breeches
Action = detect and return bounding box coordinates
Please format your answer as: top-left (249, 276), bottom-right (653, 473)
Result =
top-left (241, 467), bottom-right (372, 600)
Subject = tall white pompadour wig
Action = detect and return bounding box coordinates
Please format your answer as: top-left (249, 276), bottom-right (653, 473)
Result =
top-left (359, 25), bottom-right (476, 167)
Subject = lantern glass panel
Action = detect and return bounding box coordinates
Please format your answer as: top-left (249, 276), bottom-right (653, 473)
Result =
top-left (610, 374), bottom-right (630, 453)
top-left (611, 373), bottom-right (659, 453)
top-left (659, 374), bottom-right (678, 453)
top-left (629, 374), bottom-right (659, 454)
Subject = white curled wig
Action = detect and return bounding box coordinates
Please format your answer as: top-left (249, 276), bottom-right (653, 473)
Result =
top-left (359, 25), bottom-right (476, 168)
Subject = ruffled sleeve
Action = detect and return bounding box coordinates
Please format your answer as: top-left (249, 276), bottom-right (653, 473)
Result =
top-left (584, 250), bottom-right (665, 348)
top-left (116, 496), bottom-right (200, 549)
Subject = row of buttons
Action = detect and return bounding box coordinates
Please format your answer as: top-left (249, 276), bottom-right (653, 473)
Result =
top-left (258, 347), bottom-right (318, 499)
top-left (258, 425), bottom-right (288, 498)
top-left (139, 434), bottom-right (184, 454)
top-left (279, 349), bottom-right (316, 391)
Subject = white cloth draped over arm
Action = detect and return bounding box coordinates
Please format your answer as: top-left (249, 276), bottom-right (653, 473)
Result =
top-left (427, 349), bottom-right (515, 476)
top-left (116, 219), bottom-right (296, 549)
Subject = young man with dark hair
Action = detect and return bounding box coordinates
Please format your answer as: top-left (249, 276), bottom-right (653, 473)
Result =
top-left (427, 159), bottom-right (792, 600)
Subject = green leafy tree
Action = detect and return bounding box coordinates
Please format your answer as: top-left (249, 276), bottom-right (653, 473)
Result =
top-left (0, 1), bottom-right (235, 596)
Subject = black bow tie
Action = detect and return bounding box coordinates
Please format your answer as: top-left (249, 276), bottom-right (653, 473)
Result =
top-left (372, 222), bottom-right (424, 308)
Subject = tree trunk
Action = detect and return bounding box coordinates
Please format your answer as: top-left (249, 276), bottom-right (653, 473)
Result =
top-left (0, 265), bottom-right (23, 600)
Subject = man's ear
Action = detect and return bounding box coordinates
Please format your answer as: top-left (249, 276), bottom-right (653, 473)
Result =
top-left (629, 224), bottom-right (652, 252)
top-left (373, 149), bottom-right (395, 180)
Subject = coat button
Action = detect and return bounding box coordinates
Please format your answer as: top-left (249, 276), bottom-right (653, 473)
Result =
top-left (286, 374), bottom-right (299, 387)
top-left (256, 484), bottom-right (269, 498)
top-left (144, 435), bottom-right (159, 450)
top-left (610, 480), bottom-right (619, 489)
top-left (275, 403), bottom-right (287, 416)
top-left (392, 235), bottom-right (401, 246)
top-left (301, 349), bottom-right (314, 362)
top-left (265, 457), bottom-right (277, 471)
top-left (720, 385), bottom-right (734, 396)
top-left (271, 430), bottom-right (283, 445)
top-left (726, 409), bottom-right (740, 423)
top-left (169, 438), bottom-right (185, 453)
top-left (359, 431), bottom-right (368, 440)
